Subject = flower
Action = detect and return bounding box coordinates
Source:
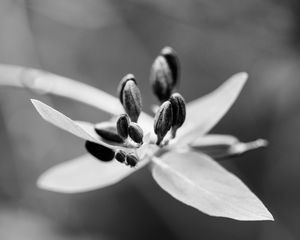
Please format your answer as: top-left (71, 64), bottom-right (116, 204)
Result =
top-left (0, 48), bottom-right (273, 221)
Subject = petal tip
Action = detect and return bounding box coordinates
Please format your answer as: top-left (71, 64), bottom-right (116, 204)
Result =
top-left (234, 72), bottom-right (248, 83)
top-left (36, 173), bottom-right (74, 194)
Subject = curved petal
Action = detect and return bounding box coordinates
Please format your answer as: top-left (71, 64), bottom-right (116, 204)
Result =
top-left (0, 64), bottom-right (155, 135)
top-left (37, 154), bottom-right (148, 193)
top-left (151, 151), bottom-right (273, 221)
top-left (31, 99), bottom-right (126, 149)
top-left (176, 72), bottom-right (248, 145)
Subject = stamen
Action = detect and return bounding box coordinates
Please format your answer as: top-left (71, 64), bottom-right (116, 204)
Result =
top-left (128, 122), bottom-right (144, 144)
top-left (160, 46), bottom-right (180, 88)
top-left (85, 141), bottom-right (115, 162)
top-left (154, 100), bottom-right (173, 145)
top-left (95, 122), bottom-right (124, 143)
top-left (118, 74), bottom-right (142, 122)
top-left (116, 114), bottom-right (130, 140)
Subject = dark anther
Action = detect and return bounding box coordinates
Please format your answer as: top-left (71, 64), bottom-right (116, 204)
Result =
top-left (154, 100), bottom-right (173, 145)
top-left (95, 123), bottom-right (124, 143)
top-left (150, 56), bottom-right (173, 102)
top-left (115, 149), bottom-right (127, 163)
top-left (160, 46), bottom-right (180, 88)
top-left (85, 141), bottom-right (115, 162)
top-left (118, 74), bottom-right (142, 122)
top-left (117, 74), bottom-right (136, 105)
top-left (128, 122), bottom-right (144, 144)
top-left (116, 114), bottom-right (130, 140)
top-left (126, 153), bottom-right (138, 167)
top-left (169, 93), bottom-right (186, 137)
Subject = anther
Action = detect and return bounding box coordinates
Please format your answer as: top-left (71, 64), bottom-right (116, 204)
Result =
top-left (95, 122), bottom-right (124, 143)
top-left (85, 141), bottom-right (115, 162)
top-left (169, 93), bottom-right (186, 138)
top-left (116, 114), bottom-right (130, 140)
top-left (128, 122), bottom-right (144, 144)
top-left (154, 100), bottom-right (173, 145)
top-left (115, 149), bottom-right (127, 163)
top-left (117, 74), bottom-right (136, 105)
top-left (126, 153), bottom-right (138, 167)
top-left (150, 56), bottom-right (173, 102)
top-left (118, 74), bottom-right (142, 122)
top-left (160, 46), bottom-right (180, 88)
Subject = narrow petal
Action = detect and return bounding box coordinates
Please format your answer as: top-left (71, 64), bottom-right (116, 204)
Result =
top-left (31, 99), bottom-right (125, 149)
top-left (189, 134), bottom-right (239, 159)
top-left (0, 65), bottom-right (154, 135)
top-left (37, 154), bottom-right (147, 193)
top-left (0, 64), bottom-right (123, 114)
top-left (176, 72), bottom-right (247, 145)
top-left (151, 151), bottom-right (273, 221)
top-left (190, 135), bottom-right (268, 160)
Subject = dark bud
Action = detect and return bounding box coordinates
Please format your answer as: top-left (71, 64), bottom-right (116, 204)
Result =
top-left (95, 122), bottom-right (124, 143)
top-left (154, 101), bottom-right (173, 145)
top-left (115, 149), bottom-right (127, 163)
top-left (85, 141), bottom-right (115, 162)
top-left (126, 153), bottom-right (138, 167)
top-left (161, 46), bottom-right (180, 88)
top-left (150, 56), bottom-right (173, 102)
top-left (128, 122), bottom-right (144, 144)
top-left (169, 93), bottom-right (186, 137)
top-left (116, 114), bottom-right (130, 139)
top-left (118, 74), bottom-right (142, 122)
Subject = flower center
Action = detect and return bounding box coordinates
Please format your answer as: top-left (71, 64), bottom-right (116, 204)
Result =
top-left (86, 47), bottom-right (186, 167)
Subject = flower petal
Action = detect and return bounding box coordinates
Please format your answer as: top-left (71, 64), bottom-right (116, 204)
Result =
top-left (37, 154), bottom-right (147, 193)
top-left (0, 65), bottom-right (154, 135)
top-left (31, 99), bottom-right (125, 149)
top-left (0, 64), bottom-right (123, 114)
top-left (151, 151), bottom-right (273, 221)
top-left (190, 135), bottom-right (268, 159)
top-left (176, 72), bottom-right (247, 145)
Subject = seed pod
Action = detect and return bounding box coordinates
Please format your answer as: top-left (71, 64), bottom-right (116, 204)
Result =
top-left (115, 149), bottom-right (127, 163)
top-left (119, 75), bottom-right (142, 122)
top-left (85, 141), bottom-right (115, 162)
top-left (126, 153), bottom-right (138, 167)
top-left (161, 46), bottom-right (180, 87)
top-left (95, 122), bottom-right (124, 143)
top-left (116, 114), bottom-right (130, 139)
top-left (128, 122), bottom-right (144, 144)
top-left (169, 93), bottom-right (186, 137)
top-left (154, 100), bottom-right (173, 145)
top-left (150, 56), bottom-right (173, 102)
top-left (117, 74), bottom-right (136, 104)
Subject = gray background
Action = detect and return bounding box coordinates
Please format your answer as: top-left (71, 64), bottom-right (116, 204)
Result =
top-left (0, 0), bottom-right (298, 239)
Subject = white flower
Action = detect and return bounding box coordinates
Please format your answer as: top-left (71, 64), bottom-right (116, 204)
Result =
top-left (0, 64), bottom-right (273, 221)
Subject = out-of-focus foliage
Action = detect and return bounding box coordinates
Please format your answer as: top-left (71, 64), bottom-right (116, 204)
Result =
top-left (0, 0), bottom-right (299, 239)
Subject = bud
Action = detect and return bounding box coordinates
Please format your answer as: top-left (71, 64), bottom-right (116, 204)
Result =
top-left (169, 93), bottom-right (186, 137)
top-left (116, 114), bottom-right (130, 139)
top-left (128, 122), bottom-right (144, 144)
top-left (118, 74), bottom-right (142, 122)
top-left (85, 141), bottom-right (115, 162)
top-left (115, 149), bottom-right (127, 163)
top-left (150, 56), bottom-right (173, 102)
top-left (95, 122), bottom-right (124, 143)
top-left (154, 101), bottom-right (173, 145)
top-left (126, 153), bottom-right (138, 167)
top-left (161, 46), bottom-right (180, 87)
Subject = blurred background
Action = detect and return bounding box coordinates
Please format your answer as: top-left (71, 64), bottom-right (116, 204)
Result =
top-left (0, 0), bottom-right (298, 239)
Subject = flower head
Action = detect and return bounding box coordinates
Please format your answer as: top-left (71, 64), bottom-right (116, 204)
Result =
top-left (0, 47), bottom-right (273, 221)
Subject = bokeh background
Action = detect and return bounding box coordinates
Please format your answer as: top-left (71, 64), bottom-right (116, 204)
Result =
top-left (0, 0), bottom-right (299, 239)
